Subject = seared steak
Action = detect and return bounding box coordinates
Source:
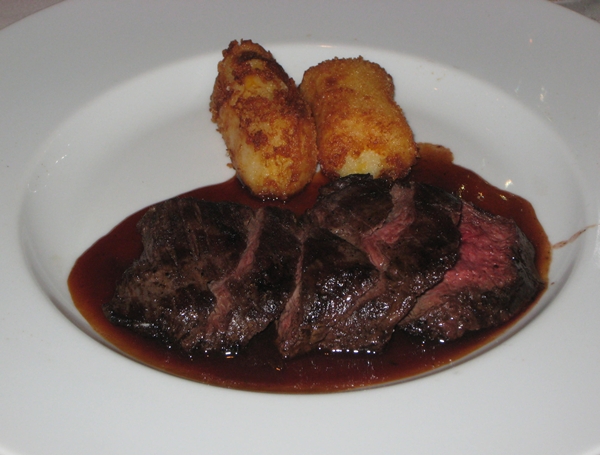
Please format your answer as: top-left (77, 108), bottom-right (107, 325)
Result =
top-left (275, 176), bottom-right (462, 356)
top-left (103, 198), bottom-right (253, 352)
top-left (307, 174), bottom-right (394, 249)
top-left (103, 174), bottom-right (542, 358)
top-left (204, 206), bottom-right (302, 353)
top-left (104, 200), bottom-right (303, 354)
top-left (308, 176), bottom-right (462, 285)
top-left (399, 202), bottom-right (543, 341)
top-left (275, 226), bottom-right (383, 357)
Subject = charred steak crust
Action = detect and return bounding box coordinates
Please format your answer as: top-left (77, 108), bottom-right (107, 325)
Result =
top-left (103, 198), bottom-right (254, 351)
top-left (277, 176), bottom-right (462, 356)
top-left (382, 181), bottom-right (462, 292)
top-left (103, 174), bottom-right (543, 358)
top-left (204, 206), bottom-right (302, 353)
top-left (307, 174), bottom-right (394, 247)
top-left (275, 226), bottom-right (381, 357)
top-left (399, 202), bottom-right (543, 341)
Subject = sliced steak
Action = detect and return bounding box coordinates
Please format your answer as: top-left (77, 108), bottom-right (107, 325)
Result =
top-left (275, 226), bottom-right (383, 357)
top-left (103, 198), bottom-right (254, 351)
top-left (309, 176), bottom-right (462, 288)
top-left (308, 174), bottom-right (394, 248)
top-left (104, 174), bottom-right (542, 358)
top-left (204, 206), bottom-right (302, 353)
top-left (276, 176), bottom-right (462, 357)
top-left (399, 202), bottom-right (543, 341)
top-left (376, 181), bottom-right (462, 293)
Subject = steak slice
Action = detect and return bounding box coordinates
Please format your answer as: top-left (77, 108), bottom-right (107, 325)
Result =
top-left (275, 226), bottom-right (383, 357)
top-left (309, 176), bottom-right (462, 287)
top-left (376, 181), bottom-right (462, 293)
top-left (308, 174), bottom-right (394, 248)
top-left (102, 198), bottom-right (253, 351)
top-left (399, 202), bottom-right (543, 341)
top-left (276, 176), bottom-right (462, 357)
top-left (203, 206), bottom-right (302, 353)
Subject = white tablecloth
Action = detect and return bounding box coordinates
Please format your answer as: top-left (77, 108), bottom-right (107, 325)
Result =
top-left (1, 0), bottom-right (599, 31)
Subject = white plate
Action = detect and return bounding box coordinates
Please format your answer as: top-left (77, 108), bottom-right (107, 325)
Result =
top-left (2, 1), bottom-right (600, 454)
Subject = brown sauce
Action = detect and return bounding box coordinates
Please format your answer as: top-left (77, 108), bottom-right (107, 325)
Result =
top-left (68, 144), bottom-right (551, 393)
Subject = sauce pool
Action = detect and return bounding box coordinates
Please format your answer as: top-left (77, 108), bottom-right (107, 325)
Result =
top-left (68, 144), bottom-right (551, 393)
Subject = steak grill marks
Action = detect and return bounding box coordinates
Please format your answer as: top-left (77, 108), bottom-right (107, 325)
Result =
top-left (103, 175), bottom-right (542, 357)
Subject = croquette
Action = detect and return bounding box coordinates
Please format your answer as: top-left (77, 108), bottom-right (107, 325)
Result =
top-left (300, 57), bottom-right (418, 180)
top-left (210, 40), bottom-right (318, 200)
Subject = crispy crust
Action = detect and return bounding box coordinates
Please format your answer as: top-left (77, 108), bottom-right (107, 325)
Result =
top-left (300, 57), bottom-right (418, 180)
top-left (210, 40), bottom-right (318, 200)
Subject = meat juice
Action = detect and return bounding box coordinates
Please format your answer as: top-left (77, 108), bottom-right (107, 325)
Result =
top-left (68, 144), bottom-right (551, 393)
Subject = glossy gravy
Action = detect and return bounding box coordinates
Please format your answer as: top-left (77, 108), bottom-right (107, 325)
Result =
top-left (68, 144), bottom-right (550, 393)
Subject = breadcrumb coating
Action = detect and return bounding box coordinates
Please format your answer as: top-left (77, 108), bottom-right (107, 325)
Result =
top-left (300, 57), bottom-right (418, 180)
top-left (210, 40), bottom-right (318, 200)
